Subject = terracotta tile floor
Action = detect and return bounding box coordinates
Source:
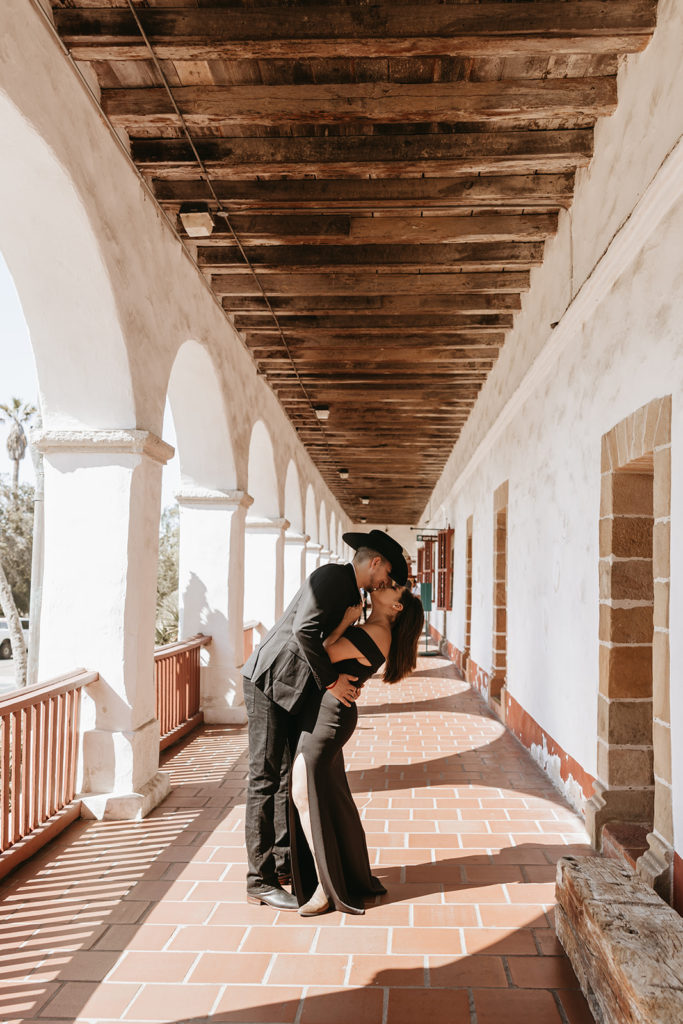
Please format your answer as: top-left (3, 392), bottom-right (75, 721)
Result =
top-left (0, 657), bottom-right (595, 1024)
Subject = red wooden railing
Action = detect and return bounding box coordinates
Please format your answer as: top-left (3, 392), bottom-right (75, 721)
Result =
top-left (0, 669), bottom-right (96, 879)
top-left (154, 635), bottom-right (210, 751)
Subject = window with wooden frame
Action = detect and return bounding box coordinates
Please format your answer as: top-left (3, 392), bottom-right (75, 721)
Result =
top-left (418, 538), bottom-right (436, 590)
top-left (436, 528), bottom-right (454, 610)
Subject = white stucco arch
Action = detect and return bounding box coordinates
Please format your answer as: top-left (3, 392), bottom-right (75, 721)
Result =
top-left (305, 485), bottom-right (319, 544)
top-left (319, 500), bottom-right (329, 552)
top-left (247, 421), bottom-right (280, 518)
top-left (0, 91), bottom-right (134, 428)
top-left (330, 511), bottom-right (339, 556)
top-left (284, 460), bottom-right (304, 534)
top-left (167, 340), bottom-right (237, 491)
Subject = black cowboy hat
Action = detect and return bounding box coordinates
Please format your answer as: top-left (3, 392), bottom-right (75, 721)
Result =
top-left (342, 529), bottom-right (408, 586)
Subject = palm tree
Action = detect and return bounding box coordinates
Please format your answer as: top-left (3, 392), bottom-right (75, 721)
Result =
top-left (0, 397), bottom-right (36, 687)
top-left (0, 397), bottom-right (37, 493)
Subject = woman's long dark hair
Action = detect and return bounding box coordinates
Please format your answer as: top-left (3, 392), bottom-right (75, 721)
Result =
top-left (384, 589), bottom-right (424, 683)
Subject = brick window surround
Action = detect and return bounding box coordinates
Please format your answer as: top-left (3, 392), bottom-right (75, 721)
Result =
top-left (436, 528), bottom-right (454, 611)
top-left (585, 396), bottom-right (672, 903)
top-left (491, 482), bottom-right (509, 703)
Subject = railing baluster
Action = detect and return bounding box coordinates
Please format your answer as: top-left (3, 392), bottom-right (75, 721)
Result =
top-left (56, 694), bottom-right (67, 811)
top-left (11, 711), bottom-right (21, 844)
top-left (30, 702), bottom-right (42, 832)
top-left (21, 706), bottom-right (32, 838)
top-left (0, 716), bottom-right (9, 850)
top-left (40, 697), bottom-right (50, 824)
top-left (47, 697), bottom-right (57, 818)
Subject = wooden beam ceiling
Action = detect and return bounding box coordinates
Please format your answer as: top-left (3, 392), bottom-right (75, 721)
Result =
top-left (49, 0), bottom-right (658, 523)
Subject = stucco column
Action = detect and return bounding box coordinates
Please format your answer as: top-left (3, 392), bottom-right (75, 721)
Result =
top-left (244, 516), bottom-right (290, 630)
top-left (33, 429), bottom-right (174, 820)
top-left (305, 542), bottom-right (323, 577)
top-left (176, 488), bottom-right (253, 726)
top-left (283, 531), bottom-right (309, 608)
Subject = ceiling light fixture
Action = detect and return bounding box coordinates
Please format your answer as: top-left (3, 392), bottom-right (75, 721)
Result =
top-left (179, 203), bottom-right (214, 238)
top-left (339, 468), bottom-right (349, 479)
top-left (360, 496), bottom-right (370, 505)
top-left (314, 406), bottom-right (330, 420)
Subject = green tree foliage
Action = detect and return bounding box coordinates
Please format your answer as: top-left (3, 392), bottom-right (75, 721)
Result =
top-left (0, 477), bottom-right (34, 615)
top-left (156, 505), bottom-right (179, 645)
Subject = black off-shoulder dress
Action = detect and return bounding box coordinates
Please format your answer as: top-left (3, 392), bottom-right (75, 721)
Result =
top-left (291, 625), bottom-right (387, 915)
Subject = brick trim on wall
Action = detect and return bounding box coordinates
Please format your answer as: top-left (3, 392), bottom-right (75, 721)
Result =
top-left (504, 690), bottom-right (596, 805)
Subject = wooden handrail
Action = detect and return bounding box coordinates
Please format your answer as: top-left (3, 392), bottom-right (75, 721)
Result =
top-left (0, 669), bottom-right (97, 715)
top-left (154, 634), bottom-right (211, 660)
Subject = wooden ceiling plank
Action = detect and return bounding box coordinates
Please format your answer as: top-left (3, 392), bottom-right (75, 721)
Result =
top-left (153, 172), bottom-right (576, 209)
top-left (245, 332), bottom-right (505, 347)
top-left (224, 293), bottom-right (522, 313)
top-left (199, 244), bottom-right (545, 272)
top-left (233, 314), bottom-right (513, 330)
top-left (132, 129), bottom-right (593, 178)
top-left (211, 270), bottom-right (529, 295)
top-left (55, 3), bottom-right (656, 61)
top-left (196, 214), bottom-right (556, 244)
top-left (102, 79), bottom-right (616, 128)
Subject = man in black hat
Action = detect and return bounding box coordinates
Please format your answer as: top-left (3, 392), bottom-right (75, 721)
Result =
top-left (242, 529), bottom-right (408, 910)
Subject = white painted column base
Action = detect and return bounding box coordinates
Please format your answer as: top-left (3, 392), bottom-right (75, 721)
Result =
top-left (80, 771), bottom-right (171, 821)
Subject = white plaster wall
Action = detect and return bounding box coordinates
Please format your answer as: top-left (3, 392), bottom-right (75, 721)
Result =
top-left (422, 0), bottom-right (683, 848)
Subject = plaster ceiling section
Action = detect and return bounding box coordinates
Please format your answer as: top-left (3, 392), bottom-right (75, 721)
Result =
top-left (51, 0), bottom-right (657, 523)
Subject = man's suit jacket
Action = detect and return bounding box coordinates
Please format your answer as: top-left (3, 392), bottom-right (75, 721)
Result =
top-left (242, 562), bottom-right (361, 712)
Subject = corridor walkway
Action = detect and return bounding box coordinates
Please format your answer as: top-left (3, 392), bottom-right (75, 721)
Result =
top-left (1, 658), bottom-right (594, 1024)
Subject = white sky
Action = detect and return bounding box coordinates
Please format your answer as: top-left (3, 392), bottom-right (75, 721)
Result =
top-left (0, 252), bottom-right (179, 507)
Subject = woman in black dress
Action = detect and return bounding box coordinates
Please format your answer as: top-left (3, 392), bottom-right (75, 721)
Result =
top-left (290, 583), bottom-right (424, 916)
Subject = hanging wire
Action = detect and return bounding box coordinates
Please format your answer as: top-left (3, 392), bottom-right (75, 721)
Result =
top-left (124, 0), bottom-right (350, 492)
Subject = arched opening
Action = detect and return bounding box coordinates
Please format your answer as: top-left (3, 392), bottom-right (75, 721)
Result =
top-left (329, 510), bottom-right (337, 560)
top-left (319, 500), bottom-right (329, 562)
top-left (244, 421), bottom-right (284, 629)
top-left (0, 252), bottom-right (40, 692)
top-left (162, 340), bottom-right (244, 721)
top-left (283, 461), bottom-right (306, 605)
top-left (304, 484), bottom-right (321, 577)
top-left (0, 92), bottom-right (134, 431)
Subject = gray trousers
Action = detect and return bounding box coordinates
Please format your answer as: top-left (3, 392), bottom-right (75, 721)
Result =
top-left (243, 674), bottom-right (321, 893)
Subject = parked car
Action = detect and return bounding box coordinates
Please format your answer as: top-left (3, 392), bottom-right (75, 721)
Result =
top-left (0, 618), bottom-right (29, 659)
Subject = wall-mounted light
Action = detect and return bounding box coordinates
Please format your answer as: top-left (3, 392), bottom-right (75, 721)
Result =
top-left (179, 203), bottom-right (214, 238)
top-left (359, 517), bottom-right (367, 523)
top-left (338, 468), bottom-right (349, 479)
top-left (314, 406), bottom-right (330, 420)
top-left (360, 496), bottom-right (370, 505)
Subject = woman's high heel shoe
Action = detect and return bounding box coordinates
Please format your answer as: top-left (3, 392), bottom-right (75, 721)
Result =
top-left (298, 884), bottom-right (330, 916)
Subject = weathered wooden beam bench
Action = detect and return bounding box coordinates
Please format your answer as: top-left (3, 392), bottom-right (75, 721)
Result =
top-left (556, 856), bottom-right (683, 1024)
